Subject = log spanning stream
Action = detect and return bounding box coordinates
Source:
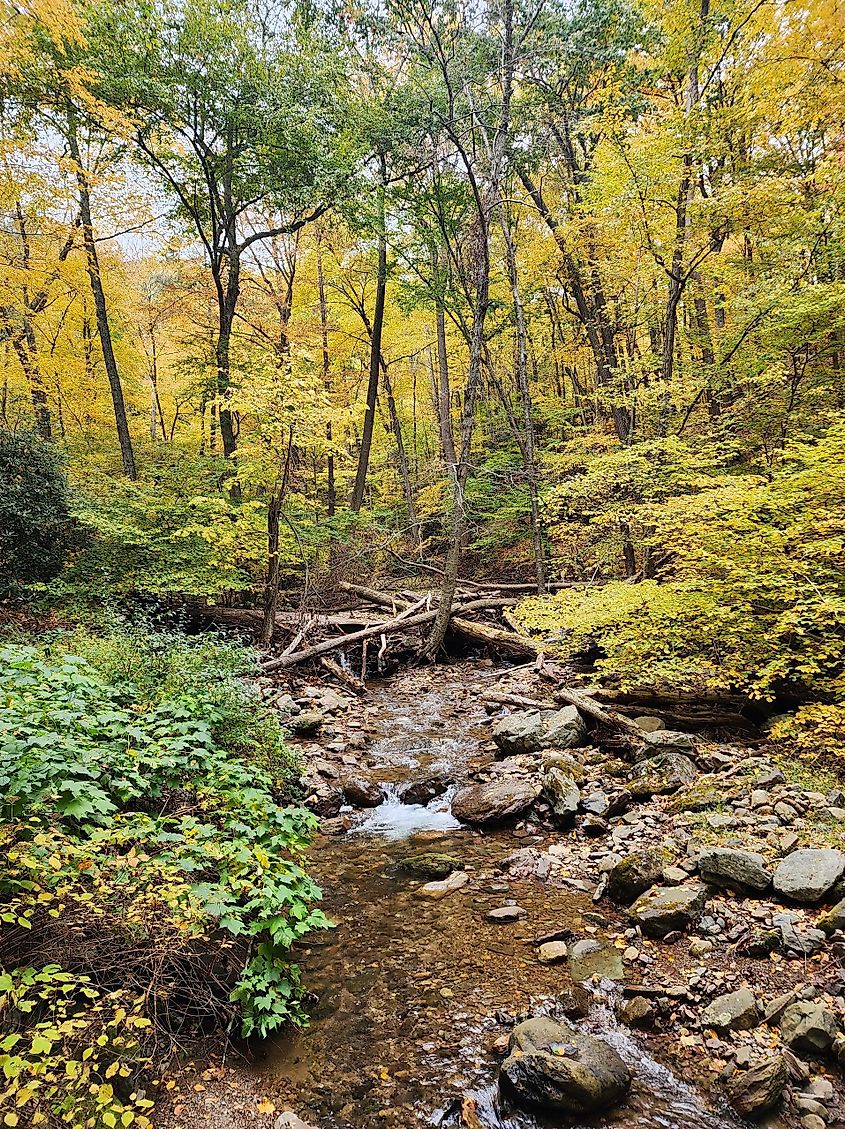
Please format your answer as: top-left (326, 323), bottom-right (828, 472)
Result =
top-left (240, 667), bottom-right (741, 1128)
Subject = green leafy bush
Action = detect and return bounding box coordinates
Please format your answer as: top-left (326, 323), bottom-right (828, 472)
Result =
top-left (0, 634), bottom-right (327, 1125)
top-left (0, 429), bottom-right (74, 593)
top-left (516, 426), bottom-right (845, 762)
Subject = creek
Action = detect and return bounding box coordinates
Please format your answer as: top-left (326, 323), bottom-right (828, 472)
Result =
top-left (245, 666), bottom-right (741, 1128)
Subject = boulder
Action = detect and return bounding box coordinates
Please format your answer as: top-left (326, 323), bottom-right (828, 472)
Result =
top-left (780, 1002), bottom-right (840, 1055)
top-left (633, 716), bottom-right (665, 733)
top-left (499, 1016), bottom-right (632, 1116)
top-left (627, 753), bottom-right (698, 798)
top-left (725, 1055), bottom-right (788, 1119)
top-left (607, 847), bottom-right (675, 905)
top-left (288, 709), bottom-right (325, 735)
top-left (772, 848), bottom-right (845, 903)
top-left (492, 706), bottom-right (586, 755)
top-left (396, 853), bottom-right (461, 881)
top-left (452, 778), bottom-right (541, 825)
top-left (542, 768), bottom-right (581, 827)
top-left (629, 884), bottom-right (709, 938)
top-left (698, 847), bottom-right (771, 892)
top-left (701, 989), bottom-right (758, 1032)
top-left (620, 996), bottom-right (654, 1027)
top-left (400, 774), bottom-right (454, 806)
top-left (639, 729), bottom-right (697, 755)
top-left (340, 774), bottom-right (383, 808)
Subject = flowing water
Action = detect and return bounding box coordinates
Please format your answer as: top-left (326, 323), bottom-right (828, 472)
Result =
top-left (248, 667), bottom-right (741, 1129)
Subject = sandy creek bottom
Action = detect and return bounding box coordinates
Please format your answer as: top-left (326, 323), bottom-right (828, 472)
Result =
top-left (236, 667), bottom-right (741, 1129)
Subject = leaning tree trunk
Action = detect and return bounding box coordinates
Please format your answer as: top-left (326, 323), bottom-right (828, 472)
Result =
top-left (67, 111), bottom-right (136, 480)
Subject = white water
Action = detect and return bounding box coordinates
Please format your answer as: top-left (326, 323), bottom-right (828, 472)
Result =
top-left (350, 782), bottom-right (462, 840)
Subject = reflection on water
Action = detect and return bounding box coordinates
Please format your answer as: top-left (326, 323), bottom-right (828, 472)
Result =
top-left (253, 669), bottom-right (739, 1129)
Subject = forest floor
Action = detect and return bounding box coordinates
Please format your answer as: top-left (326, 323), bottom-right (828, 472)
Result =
top-left (157, 660), bottom-right (845, 1129)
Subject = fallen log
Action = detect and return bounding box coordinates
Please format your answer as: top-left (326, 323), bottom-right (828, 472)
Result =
top-left (319, 656), bottom-right (366, 694)
top-left (203, 605), bottom-right (392, 630)
top-left (261, 606), bottom-right (440, 671)
top-left (261, 596), bottom-right (538, 671)
top-left (552, 686), bottom-right (644, 738)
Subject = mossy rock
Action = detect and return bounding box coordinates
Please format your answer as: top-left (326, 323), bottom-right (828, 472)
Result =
top-left (396, 853), bottom-right (462, 881)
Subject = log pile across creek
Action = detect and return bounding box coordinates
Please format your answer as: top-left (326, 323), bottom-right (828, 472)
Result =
top-left (202, 579), bottom-right (585, 674)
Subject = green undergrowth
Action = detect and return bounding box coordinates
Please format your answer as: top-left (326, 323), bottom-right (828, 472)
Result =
top-left (0, 630), bottom-right (327, 1128)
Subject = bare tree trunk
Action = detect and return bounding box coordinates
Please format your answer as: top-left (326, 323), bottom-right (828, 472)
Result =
top-left (497, 202), bottom-right (546, 592)
top-left (350, 161), bottom-right (387, 513)
top-left (382, 361), bottom-right (419, 546)
top-left (432, 243), bottom-right (457, 465)
top-left (261, 428), bottom-right (294, 646)
top-left (316, 236), bottom-right (335, 518)
top-left (67, 111), bottom-right (136, 479)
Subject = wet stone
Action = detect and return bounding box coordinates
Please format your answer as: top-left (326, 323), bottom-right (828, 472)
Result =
top-left (415, 871), bottom-right (470, 900)
top-left (487, 905), bottom-right (526, 923)
top-left (725, 1055), bottom-right (788, 1119)
top-left (500, 1016), bottom-right (632, 1116)
top-left (395, 853), bottom-right (461, 881)
top-left (568, 938), bottom-right (625, 981)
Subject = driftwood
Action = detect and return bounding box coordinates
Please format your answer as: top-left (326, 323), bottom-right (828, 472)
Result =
top-left (319, 656), bottom-right (366, 694)
top-left (552, 686), bottom-right (644, 738)
top-left (483, 686), bottom-right (643, 738)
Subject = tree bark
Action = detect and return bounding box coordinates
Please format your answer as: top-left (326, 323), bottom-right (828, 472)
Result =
top-left (497, 202), bottom-right (546, 592)
top-left (67, 111), bottom-right (137, 480)
top-left (350, 161), bottom-right (388, 513)
top-left (316, 236), bottom-right (336, 518)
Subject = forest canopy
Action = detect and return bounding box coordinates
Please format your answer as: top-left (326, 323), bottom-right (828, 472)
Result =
top-left (0, 0), bottom-right (843, 716)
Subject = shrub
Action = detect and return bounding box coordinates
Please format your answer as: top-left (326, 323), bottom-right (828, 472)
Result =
top-left (0, 429), bottom-right (74, 593)
top-left (516, 426), bottom-right (845, 764)
top-left (0, 634), bottom-right (327, 1125)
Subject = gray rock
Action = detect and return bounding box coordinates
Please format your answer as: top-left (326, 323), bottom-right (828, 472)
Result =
top-left (288, 709), bottom-right (324, 735)
top-left (607, 847), bottom-right (675, 905)
top-left (488, 905), bottom-right (526, 922)
top-left (640, 730), bottom-right (697, 755)
top-left (581, 791), bottom-right (610, 816)
top-left (773, 912), bottom-right (827, 956)
top-left (780, 1002), bottom-right (840, 1055)
top-left (627, 752), bottom-right (698, 797)
top-left (773, 848), bottom-right (845, 903)
top-left (629, 884), bottom-right (710, 938)
top-left (724, 1055), bottom-right (788, 1118)
top-left (274, 1114), bottom-right (319, 1129)
top-left (701, 989), bottom-right (758, 1031)
top-left (452, 778), bottom-right (541, 825)
top-left (689, 938), bottom-right (714, 957)
top-left (568, 939), bottom-right (624, 981)
top-left (396, 853), bottom-right (461, 881)
top-left (698, 847), bottom-right (771, 892)
top-left (543, 768), bottom-right (581, 827)
top-left (499, 1016), bottom-right (632, 1116)
top-left (817, 896), bottom-right (845, 934)
top-left (492, 706), bottom-right (586, 755)
top-left (633, 716), bottom-right (665, 733)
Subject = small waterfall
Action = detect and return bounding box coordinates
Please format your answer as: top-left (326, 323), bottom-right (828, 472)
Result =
top-left (351, 782), bottom-right (461, 839)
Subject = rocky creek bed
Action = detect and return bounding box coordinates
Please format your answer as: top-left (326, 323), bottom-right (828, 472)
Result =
top-left (161, 661), bottom-right (845, 1129)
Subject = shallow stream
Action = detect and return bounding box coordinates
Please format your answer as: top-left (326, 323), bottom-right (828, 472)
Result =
top-left (249, 668), bottom-right (740, 1129)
